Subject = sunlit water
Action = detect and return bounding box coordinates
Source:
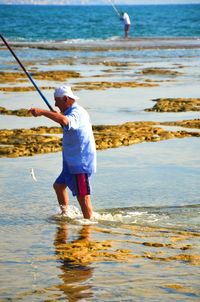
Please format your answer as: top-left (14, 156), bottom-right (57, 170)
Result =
top-left (0, 5), bottom-right (200, 299)
top-left (1, 138), bottom-right (200, 301)
top-left (1, 4), bottom-right (200, 41)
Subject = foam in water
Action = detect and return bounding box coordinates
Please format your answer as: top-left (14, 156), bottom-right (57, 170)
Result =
top-left (51, 204), bottom-right (164, 225)
top-left (51, 205), bottom-right (98, 225)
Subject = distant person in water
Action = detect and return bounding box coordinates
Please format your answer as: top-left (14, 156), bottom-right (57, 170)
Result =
top-left (120, 12), bottom-right (131, 38)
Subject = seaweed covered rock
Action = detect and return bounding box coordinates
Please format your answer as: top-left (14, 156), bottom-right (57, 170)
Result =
top-left (145, 98), bottom-right (200, 112)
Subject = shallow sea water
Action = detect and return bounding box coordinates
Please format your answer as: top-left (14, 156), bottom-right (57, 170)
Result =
top-left (1, 18), bottom-right (200, 300)
top-left (1, 138), bottom-right (200, 301)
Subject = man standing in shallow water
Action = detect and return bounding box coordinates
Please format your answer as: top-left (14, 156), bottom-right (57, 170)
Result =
top-left (29, 85), bottom-right (96, 220)
top-left (120, 12), bottom-right (131, 38)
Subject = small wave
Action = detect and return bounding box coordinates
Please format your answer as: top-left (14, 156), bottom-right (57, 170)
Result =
top-left (50, 206), bottom-right (98, 225)
top-left (62, 38), bottom-right (102, 44)
top-left (49, 204), bottom-right (200, 231)
top-left (107, 36), bottom-right (122, 41)
top-left (93, 209), bottom-right (168, 226)
top-left (49, 205), bottom-right (167, 226)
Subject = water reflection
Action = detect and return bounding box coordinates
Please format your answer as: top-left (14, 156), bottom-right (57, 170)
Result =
top-left (54, 223), bottom-right (94, 301)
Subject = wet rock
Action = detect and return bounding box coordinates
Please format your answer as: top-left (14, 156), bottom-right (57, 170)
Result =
top-left (74, 81), bottom-right (158, 91)
top-left (0, 70), bottom-right (80, 87)
top-left (0, 128), bottom-right (62, 158)
top-left (180, 245), bottom-right (193, 250)
top-left (162, 119), bottom-right (200, 129)
top-left (142, 242), bottom-right (174, 248)
top-left (168, 254), bottom-right (200, 265)
top-left (145, 98), bottom-right (200, 112)
top-left (32, 70), bottom-right (80, 81)
top-left (165, 284), bottom-right (198, 296)
top-left (0, 80), bottom-right (157, 93)
top-left (0, 106), bottom-right (32, 116)
top-left (0, 86), bottom-right (54, 92)
top-left (54, 238), bottom-right (133, 265)
top-left (140, 68), bottom-right (183, 76)
top-left (0, 121), bottom-right (199, 158)
top-left (101, 61), bottom-right (140, 67)
top-left (0, 71), bottom-right (27, 83)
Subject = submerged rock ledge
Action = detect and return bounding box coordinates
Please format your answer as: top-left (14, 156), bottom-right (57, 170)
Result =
top-left (2, 38), bottom-right (200, 51)
top-left (0, 70), bottom-right (80, 85)
top-left (0, 80), bottom-right (158, 93)
top-left (0, 120), bottom-right (199, 158)
top-left (0, 106), bottom-right (32, 117)
top-left (50, 224), bottom-right (200, 266)
top-left (145, 98), bottom-right (200, 112)
top-left (140, 68), bottom-right (183, 76)
top-left (162, 119), bottom-right (200, 129)
top-left (1, 98), bottom-right (199, 119)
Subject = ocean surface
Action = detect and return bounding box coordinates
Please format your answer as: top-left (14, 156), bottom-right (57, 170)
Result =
top-left (0, 4), bottom-right (200, 302)
top-left (1, 4), bottom-right (200, 41)
top-left (1, 4), bottom-right (200, 72)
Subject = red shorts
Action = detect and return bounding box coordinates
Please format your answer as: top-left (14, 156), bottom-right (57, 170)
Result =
top-left (55, 168), bottom-right (91, 197)
top-left (75, 173), bottom-right (91, 197)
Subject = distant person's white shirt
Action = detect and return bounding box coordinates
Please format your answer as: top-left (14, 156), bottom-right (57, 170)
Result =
top-left (122, 13), bottom-right (131, 25)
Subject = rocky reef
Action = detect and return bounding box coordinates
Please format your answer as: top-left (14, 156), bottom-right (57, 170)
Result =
top-left (0, 70), bottom-right (80, 84)
top-left (0, 70), bottom-right (81, 92)
top-left (162, 119), bottom-right (200, 129)
top-left (145, 98), bottom-right (200, 112)
top-left (50, 223), bottom-right (200, 266)
top-left (0, 121), bottom-right (199, 158)
top-left (0, 106), bottom-right (32, 116)
top-left (73, 80), bottom-right (158, 91)
top-left (140, 68), bottom-right (183, 76)
top-left (0, 80), bottom-right (158, 93)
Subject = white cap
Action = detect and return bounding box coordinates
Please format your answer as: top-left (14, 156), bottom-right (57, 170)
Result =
top-left (54, 85), bottom-right (79, 100)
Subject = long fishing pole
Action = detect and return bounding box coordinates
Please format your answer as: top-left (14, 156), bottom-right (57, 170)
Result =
top-left (107, 0), bottom-right (120, 17)
top-left (0, 34), bottom-right (53, 111)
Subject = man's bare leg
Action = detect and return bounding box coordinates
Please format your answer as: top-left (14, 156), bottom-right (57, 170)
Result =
top-left (124, 25), bottom-right (130, 39)
top-left (125, 30), bottom-right (128, 38)
top-left (77, 195), bottom-right (93, 219)
top-left (53, 183), bottom-right (69, 214)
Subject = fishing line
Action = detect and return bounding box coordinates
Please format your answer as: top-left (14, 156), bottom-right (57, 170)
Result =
top-left (0, 34), bottom-right (53, 111)
top-left (1, 34), bottom-right (58, 182)
top-left (107, 0), bottom-right (120, 17)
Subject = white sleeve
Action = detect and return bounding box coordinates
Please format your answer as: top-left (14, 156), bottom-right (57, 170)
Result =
top-left (66, 111), bottom-right (80, 130)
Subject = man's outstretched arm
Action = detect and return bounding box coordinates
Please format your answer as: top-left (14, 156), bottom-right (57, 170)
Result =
top-left (29, 108), bottom-right (69, 126)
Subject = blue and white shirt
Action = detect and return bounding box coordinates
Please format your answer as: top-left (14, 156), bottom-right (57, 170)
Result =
top-left (62, 102), bottom-right (96, 174)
